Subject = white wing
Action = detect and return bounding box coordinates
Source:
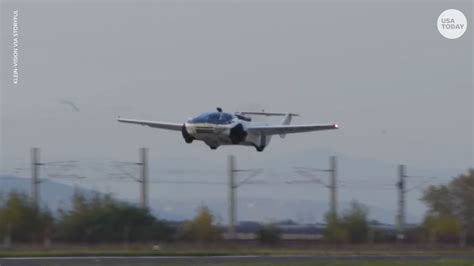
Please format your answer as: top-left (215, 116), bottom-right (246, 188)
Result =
top-left (117, 117), bottom-right (182, 131)
top-left (247, 124), bottom-right (338, 136)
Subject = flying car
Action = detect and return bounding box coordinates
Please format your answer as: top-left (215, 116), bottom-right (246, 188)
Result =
top-left (117, 108), bottom-right (338, 152)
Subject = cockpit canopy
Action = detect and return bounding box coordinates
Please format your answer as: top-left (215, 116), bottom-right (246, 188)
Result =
top-left (189, 112), bottom-right (234, 124)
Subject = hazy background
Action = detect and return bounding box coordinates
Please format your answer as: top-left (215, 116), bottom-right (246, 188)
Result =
top-left (1, 0), bottom-right (472, 224)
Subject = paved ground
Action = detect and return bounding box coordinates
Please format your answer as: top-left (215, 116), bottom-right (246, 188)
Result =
top-left (1, 255), bottom-right (474, 266)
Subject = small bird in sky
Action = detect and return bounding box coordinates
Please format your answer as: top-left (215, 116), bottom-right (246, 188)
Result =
top-left (60, 100), bottom-right (80, 112)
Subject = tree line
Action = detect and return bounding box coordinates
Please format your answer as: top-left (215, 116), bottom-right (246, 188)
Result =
top-left (322, 169), bottom-right (473, 245)
top-left (0, 190), bottom-right (174, 244)
top-left (0, 169), bottom-right (472, 245)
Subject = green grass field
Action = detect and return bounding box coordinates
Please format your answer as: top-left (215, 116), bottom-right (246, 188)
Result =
top-left (1, 247), bottom-right (473, 258)
top-left (182, 262), bottom-right (470, 266)
top-left (2, 244), bottom-right (473, 266)
top-left (58, 261), bottom-right (474, 266)
top-left (1, 244), bottom-right (473, 266)
top-left (233, 262), bottom-right (472, 266)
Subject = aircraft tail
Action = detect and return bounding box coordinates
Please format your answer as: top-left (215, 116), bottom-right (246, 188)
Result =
top-left (280, 113), bottom-right (293, 138)
top-left (237, 111), bottom-right (299, 138)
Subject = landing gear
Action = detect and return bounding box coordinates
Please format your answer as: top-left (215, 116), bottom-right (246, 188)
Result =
top-left (229, 123), bottom-right (247, 144)
top-left (255, 146), bottom-right (265, 152)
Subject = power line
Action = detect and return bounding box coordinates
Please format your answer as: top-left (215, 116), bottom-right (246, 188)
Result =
top-left (293, 156), bottom-right (338, 220)
top-left (396, 164), bottom-right (444, 242)
top-left (150, 180), bottom-right (226, 185)
top-left (109, 148), bottom-right (149, 209)
top-left (227, 155), bottom-right (262, 239)
top-left (28, 148), bottom-right (81, 207)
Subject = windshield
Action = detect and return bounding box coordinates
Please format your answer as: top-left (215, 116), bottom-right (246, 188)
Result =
top-left (189, 112), bottom-right (234, 124)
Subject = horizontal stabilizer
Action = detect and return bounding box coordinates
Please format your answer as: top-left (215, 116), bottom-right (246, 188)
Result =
top-left (237, 111), bottom-right (299, 117)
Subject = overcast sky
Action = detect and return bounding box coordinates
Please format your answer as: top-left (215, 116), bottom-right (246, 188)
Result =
top-left (1, 0), bottom-right (472, 221)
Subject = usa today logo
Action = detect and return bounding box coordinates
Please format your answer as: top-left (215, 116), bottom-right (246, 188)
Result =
top-left (437, 9), bottom-right (467, 39)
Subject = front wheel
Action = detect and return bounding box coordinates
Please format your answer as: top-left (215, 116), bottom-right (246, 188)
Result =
top-left (229, 124), bottom-right (247, 144)
top-left (181, 124), bottom-right (194, 143)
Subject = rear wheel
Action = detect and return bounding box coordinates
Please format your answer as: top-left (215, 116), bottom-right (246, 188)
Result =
top-left (210, 145), bottom-right (218, 150)
top-left (255, 146), bottom-right (265, 152)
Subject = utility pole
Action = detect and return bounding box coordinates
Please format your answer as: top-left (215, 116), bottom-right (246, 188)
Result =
top-left (29, 147), bottom-right (77, 208)
top-left (31, 147), bottom-right (42, 207)
top-left (138, 147), bottom-right (149, 210)
top-left (227, 155), bottom-right (236, 238)
top-left (293, 155), bottom-right (338, 220)
top-left (396, 164), bottom-right (406, 241)
top-left (329, 156), bottom-right (337, 220)
top-left (227, 155), bottom-right (261, 239)
top-left (111, 148), bottom-right (150, 210)
top-left (394, 165), bottom-right (442, 243)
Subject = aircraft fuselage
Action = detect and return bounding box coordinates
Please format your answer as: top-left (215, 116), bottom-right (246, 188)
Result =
top-left (182, 112), bottom-right (269, 151)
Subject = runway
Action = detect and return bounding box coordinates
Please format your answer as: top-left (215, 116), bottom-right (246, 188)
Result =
top-left (1, 255), bottom-right (474, 266)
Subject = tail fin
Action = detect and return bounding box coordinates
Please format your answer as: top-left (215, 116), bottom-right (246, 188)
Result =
top-left (280, 113), bottom-right (293, 138)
